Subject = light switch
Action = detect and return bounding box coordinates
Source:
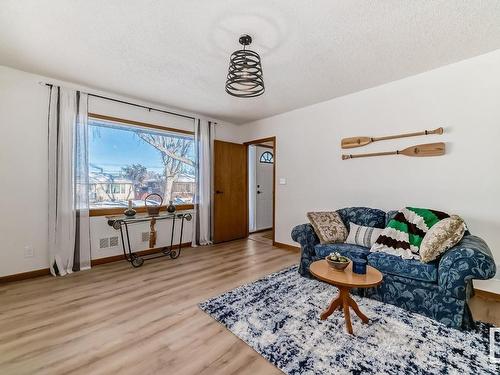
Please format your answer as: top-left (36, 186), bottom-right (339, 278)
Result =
top-left (24, 245), bottom-right (34, 258)
top-left (279, 178), bottom-right (287, 185)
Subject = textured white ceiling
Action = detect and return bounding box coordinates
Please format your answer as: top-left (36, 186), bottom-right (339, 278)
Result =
top-left (1, 1), bottom-right (500, 124)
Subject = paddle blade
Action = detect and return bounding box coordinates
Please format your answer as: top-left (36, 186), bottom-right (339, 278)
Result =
top-left (399, 142), bottom-right (445, 157)
top-left (341, 136), bottom-right (372, 149)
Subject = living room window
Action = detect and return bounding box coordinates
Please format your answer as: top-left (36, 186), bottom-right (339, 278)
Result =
top-left (88, 114), bottom-right (196, 215)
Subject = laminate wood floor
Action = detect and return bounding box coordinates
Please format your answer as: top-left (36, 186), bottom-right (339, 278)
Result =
top-left (0, 239), bottom-right (497, 375)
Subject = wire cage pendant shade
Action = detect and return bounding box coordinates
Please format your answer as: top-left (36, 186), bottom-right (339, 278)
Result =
top-left (225, 35), bottom-right (265, 98)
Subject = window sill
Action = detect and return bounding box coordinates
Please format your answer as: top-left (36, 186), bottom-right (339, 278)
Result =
top-left (89, 204), bottom-right (194, 217)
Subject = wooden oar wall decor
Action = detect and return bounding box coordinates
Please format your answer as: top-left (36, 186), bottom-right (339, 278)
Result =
top-left (342, 142), bottom-right (445, 160)
top-left (341, 127), bottom-right (446, 160)
top-left (341, 127), bottom-right (443, 149)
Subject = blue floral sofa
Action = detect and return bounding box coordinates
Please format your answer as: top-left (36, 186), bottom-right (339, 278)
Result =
top-left (291, 207), bottom-right (497, 329)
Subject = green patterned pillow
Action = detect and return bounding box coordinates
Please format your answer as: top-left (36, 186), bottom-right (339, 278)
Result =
top-left (371, 207), bottom-right (449, 259)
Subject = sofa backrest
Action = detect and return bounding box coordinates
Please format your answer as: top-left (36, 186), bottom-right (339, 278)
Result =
top-left (386, 210), bottom-right (398, 226)
top-left (336, 207), bottom-right (387, 232)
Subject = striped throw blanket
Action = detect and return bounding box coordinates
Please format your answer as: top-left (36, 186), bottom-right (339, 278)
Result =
top-left (371, 207), bottom-right (449, 259)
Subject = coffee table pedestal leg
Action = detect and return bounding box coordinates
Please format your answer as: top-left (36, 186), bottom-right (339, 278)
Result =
top-left (320, 286), bottom-right (369, 335)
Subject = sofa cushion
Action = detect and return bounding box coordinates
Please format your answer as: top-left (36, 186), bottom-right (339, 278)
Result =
top-left (367, 252), bottom-right (438, 283)
top-left (315, 243), bottom-right (370, 260)
top-left (336, 207), bottom-right (387, 232)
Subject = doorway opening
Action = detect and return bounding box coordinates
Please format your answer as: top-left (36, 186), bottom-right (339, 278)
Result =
top-left (245, 137), bottom-right (276, 244)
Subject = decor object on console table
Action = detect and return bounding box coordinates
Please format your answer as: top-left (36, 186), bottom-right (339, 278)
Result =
top-left (291, 206), bottom-right (497, 329)
top-left (310, 260), bottom-right (383, 335)
top-left (124, 199), bottom-right (136, 217)
top-left (145, 193), bottom-right (163, 216)
top-left (149, 217), bottom-right (157, 249)
top-left (166, 200), bottom-right (176, 213)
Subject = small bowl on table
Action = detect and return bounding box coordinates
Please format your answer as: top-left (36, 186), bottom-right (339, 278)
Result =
top-left (325, 255), bottom-right (351, 271)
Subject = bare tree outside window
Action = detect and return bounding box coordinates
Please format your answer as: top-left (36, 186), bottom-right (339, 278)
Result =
top-left (122, 164), bottom-right (147, 197)
top-left (136, 133), bottom-right (194, 203)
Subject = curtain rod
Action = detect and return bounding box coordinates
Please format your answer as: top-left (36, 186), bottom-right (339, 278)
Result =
top-left (43, 83), bottom-right (196, 121)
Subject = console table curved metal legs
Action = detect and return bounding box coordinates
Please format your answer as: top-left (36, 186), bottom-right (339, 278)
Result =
top-left (107, 211), bottom-right (193, 268)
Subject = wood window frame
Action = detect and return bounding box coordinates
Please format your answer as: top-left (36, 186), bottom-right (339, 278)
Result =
top-left (88, 113), bottom-right (195, 217)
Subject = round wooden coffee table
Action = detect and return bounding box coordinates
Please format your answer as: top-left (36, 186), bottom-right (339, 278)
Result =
top-left (310, 260), bottom-right (383, 335)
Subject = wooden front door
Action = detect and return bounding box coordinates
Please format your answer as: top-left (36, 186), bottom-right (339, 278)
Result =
top-left (213, 140), bottom-right (247, 243)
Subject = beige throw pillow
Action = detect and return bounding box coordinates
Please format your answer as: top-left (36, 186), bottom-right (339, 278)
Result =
top-left (307, 211), bottom-right (348, 244)
top-left (346, 222), bottom-right (384, 248)
top-left (420, 215), bottom-right (466, 263)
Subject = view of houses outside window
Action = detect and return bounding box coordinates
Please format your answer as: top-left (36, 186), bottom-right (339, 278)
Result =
top-left (89, 118), bottom-right (196, 209)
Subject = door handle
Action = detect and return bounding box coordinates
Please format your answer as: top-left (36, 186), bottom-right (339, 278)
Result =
top-left (216, 190), bottom-right (224, 194)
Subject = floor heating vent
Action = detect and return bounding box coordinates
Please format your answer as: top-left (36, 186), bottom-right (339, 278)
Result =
top-left (109, 236), bottom-right (119, 247)
top-left (99, 238), bottom-right (109, 249)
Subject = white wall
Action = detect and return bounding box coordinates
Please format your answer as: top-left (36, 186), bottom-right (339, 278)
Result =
top-left (0, 66), bottom-right (49, 276)
top-left (0, 65), bottom-right (241, 276)
top-left (238, 50), bottom-right (500, 280)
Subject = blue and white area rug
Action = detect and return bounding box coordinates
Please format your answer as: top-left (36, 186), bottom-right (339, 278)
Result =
top-left (199, 266), bottom-right (498, 375)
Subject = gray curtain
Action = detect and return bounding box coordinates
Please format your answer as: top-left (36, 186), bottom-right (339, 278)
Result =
top-left (48, 86), bottom-right (91, 275)
top-left (192, 119), bottom-right (214, 246)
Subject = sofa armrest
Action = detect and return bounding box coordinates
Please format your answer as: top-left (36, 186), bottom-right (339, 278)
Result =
top-left (291, 223), bottom-right (319, 250)
top-left (292, 224), bottom-right (320, 277)
top-left (438, 235), bottom-right (496, 299)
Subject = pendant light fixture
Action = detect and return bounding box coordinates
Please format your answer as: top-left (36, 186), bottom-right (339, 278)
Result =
top-left (225, 34), bottom-right (265, 98)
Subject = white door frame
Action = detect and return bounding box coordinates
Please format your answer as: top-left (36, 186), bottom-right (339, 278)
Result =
top-left (244, 137), bottom-right (276, 244)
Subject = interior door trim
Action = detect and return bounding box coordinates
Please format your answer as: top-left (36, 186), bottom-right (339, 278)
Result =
top-left (244, 136), bottom-right (276, 245)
